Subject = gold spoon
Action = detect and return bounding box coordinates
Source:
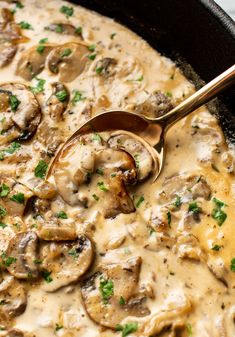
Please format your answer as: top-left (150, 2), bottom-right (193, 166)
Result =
top-left (48, 64), bottom-right (235, 181)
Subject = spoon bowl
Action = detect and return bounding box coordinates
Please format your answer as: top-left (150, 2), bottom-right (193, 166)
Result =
top-left (47, 64), bottom-right (235, 181)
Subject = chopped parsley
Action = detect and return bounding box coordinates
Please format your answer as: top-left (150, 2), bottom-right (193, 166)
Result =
top-left (96, 168), bottom-right (104, 176)
top-left (19, 21), bottom-right (33, 30)
top-left (135, 195), bottom-right (144, 208)
top-left (0, 184), bottom-right (10, 198)
top-left (186, 323), bottom-right (193, 336)
top-left (173, 195), bottom-right (182, 208)
top-left (10, 192), bottom-right (25, 204)
top-left (188, 201), bottom-right (201, 215)
top-left (36, 45), bottom-right (45, 54)
top-left (16, 2), bottom-right (24, 9)
top-left (167, 211), bottom-right (171, 226)
top-left (55, 90), bottom-right (68, 102)
top-left (99, 277), bottom-right (114, 304)
top-left (88, 44), bottom-right (96, 52)
top-left (60, 48), bottom-right (72, 58)
top-left (92, 194), bottom-right (99, 201)
top-left (230, 258), bottom-right (235, 272)
top-left (33, 259), bottom-right (43, 265)
top-left (34, 160), bottom-right (48, 179)
top-left (31, 78), bottom-right (46, 94)
top-left (42, 269), bottom-right (53, 283)
top-left (88, 53), bottom-right (97, 61)
top-left (95, 67), bottom-right (103, 75)
top-left (211, 244), bottom-right (222, 251)
top-left (39, 37), bottom-right (48, 44)
top-left (60, 5), bottom-right (74, 17)
top-left (211, 197), bottom-right (227, 226)
top-left (0, 327), bottom-right (5, 331)
top-left (75, 26), bottom-right (82, 35)
top-left (9, 95), bottom-right (21, 112)
top-left (45, 24), bottom-right (63, 33)
top-left (71, 90), bottom-right (85, 105)
top-left (0, 205), bottom-right (7, 218)
top-left (115, 322), bottom-right (138, 337)
top-left (166, 91), bottom-right (173, 98)
top-left (55, 324), bottom-right (63, 331)
top-left (0, 223), bottom-right (7, 229)
top-left (136, 75), bottom-right (143, 81)
top-left (1, 252), bottom-right (17, 267)
top-left (97, 181), bottom-right (108, 192)
top-left (4, 142), bottom-right (21, 156)
top-left (110, 33), bottom-right (116, 39)
top-left (68, 249), bottom-right (79, 259)
top-left (56, 211), bottom-right (68, 219)
top-left (119, 296), bottom-right (126, 305)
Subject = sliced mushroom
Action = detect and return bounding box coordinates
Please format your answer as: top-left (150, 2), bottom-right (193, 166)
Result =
top-left (158, 174), bottom-right (211, 205)
top-left (16, 45), bottom-right (54, 81)
top-left (40, 234), bottom-right (94, 292)
top-left (45, 82), bottom-right (70, 121)
top-left (0, 178), bottom-right (34, 217)
top-left (0, 83), bottom-right (41, 144)
top-left (0, 8), bottom-right (26, 68)
top-left (95, 57), bottom-right (117, 78)
top-left (81, 257), bottom-right (150, 328)
top-left (108, 131), bottom-right (153, 181)
top-left (135, 90), bottom-right (173, 118)
top-left (47, 42), bottom-right (89, 82)
top-left (37, 217), bottom-right (77, 241)
top-left (0, 272), bottom-right (27, 318)
top-left (0, 41), bottom-right (17, 68)
top-left (45, 22), bottom-right (83, 38)
top-left (5, 231), bottom-right (39, 279)
top-left (33, 181), bottom-right (57, 200)
top-left (104, 174), bottom-right (135, 218)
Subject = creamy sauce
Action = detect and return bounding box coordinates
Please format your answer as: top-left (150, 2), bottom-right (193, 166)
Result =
top-left (0, 1), bottom-right (235, 336)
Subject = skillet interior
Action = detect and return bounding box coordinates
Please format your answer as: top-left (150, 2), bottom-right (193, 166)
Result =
top-left (70, 0), bottom-right (235, 142)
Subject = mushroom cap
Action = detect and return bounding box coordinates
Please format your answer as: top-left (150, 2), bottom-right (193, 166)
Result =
top-left (0, 83), bottom-right (41, 144)
top-left (40, 234), bottom-right (94, 292)
top-left (47, 42), bottom-right (89, 82)
top-left (0, 272), bottom-right (27, 318)
top-left (6, 231), bottom-right (39, 279)
top-left (108, 131), bottom-right (154, 181)
top-left (81, 257), bottom-right (150, 328)
top-left (16, 45), bottom-right (54, 81)
top-left (0, 41), bottom-right (17, 68)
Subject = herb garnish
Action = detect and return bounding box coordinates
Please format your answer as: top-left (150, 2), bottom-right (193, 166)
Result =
top-left (60, 5), bottom-right (74, 17)
top-left (211, 244), bottom-right (222, 251)
top-left (119, 296), bottom-right (126, 305)
top-left (88, 44), bottom-right (96, 52)
top-left (55, 90), bottom-right (68, 102)
top-left (19, 21), bottom-right (33, 30)
top-left (135, 195), bottom-right (144, 208)
top-left (115, 322), bottom-right (138, 337)
top-left (0, 142), bottom-right (21, 161)
top-left (0, 184), bottom-right (10, 198)
top-left (188, 201), bottom-right (201, 215)
top-left (10, 192), bottom-right (25, 204)
top-left (56, 211), bottom-right (68, 219)
top-left (211, 197), bottom-right (227, 226)
top-left (34, 160), bottom-right (48, 179)
top-left (31, 78), bottom-right (46, 94)
top-left (167, 211), bottom-right (171, 226)
top-left (230, 258), bottom-right (235, 272)
top-left (9, 95), bottom-right (21, 112)
top-left (99, 277), bottom-right (114, 304)
top-left (42, 269), bottom-right (53, 283)
top-left (36, 45), bottom-right (45, 54)
top-left (0, 205), bottom-right (7, 218)
top-left (39, 38), bottom-right (48, 44)
top-left (173, 195), bottom-right (182, 208)
top-left (97, 181), bottom-right (108, 192)
top-left (60, 48), bottom-right (72, 58)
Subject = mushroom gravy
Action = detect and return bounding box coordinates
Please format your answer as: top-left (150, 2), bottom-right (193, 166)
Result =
top-left (0, 0), bottom-right (235, 336)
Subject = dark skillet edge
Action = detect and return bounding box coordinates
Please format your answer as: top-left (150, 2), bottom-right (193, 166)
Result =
top-left (69, 0), bottom-right (235, 143)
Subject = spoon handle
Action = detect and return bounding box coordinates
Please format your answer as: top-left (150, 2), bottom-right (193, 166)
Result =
top-left (156, 64), bottom-right (235, 128)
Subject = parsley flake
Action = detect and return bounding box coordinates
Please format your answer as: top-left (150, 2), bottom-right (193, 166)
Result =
top-left (34, 160), bottom-right (48, 179)
top-left (19, 21), bottom-right (33, 30)
top-left (0, 184), bottom-right (10, 198)
top-left (230, 258), bottom-right (235, 272)
top-left (60, 48), bottom-right (72, 58)
top-left (36, 45), bottom-right (45, 54)
top-left (10, 192), bottom-right (25, 204)
top-left (9, 95), bottom-right (21, 112)
top-left (99, 277), bottom-right (114, 304)
top-left (56, 211), bottom-right (68, 219)
top-left (97, 181), bottom-right (108, 192)
top-left (42, 269), bottom-right (53, 283)
top-left (115, 322), bottom-right (138, 337)
top-left (55, 90), bottom-right (68, 102)
top-left (135, 195), bottom-right (144, 208)
top-left (60, 5), bottom-right (74, 17)
top-left (30, 78), bottom-right (46, 94)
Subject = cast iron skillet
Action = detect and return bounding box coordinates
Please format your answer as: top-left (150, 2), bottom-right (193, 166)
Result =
top-left (70, 0), bottom-right (235, 142)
